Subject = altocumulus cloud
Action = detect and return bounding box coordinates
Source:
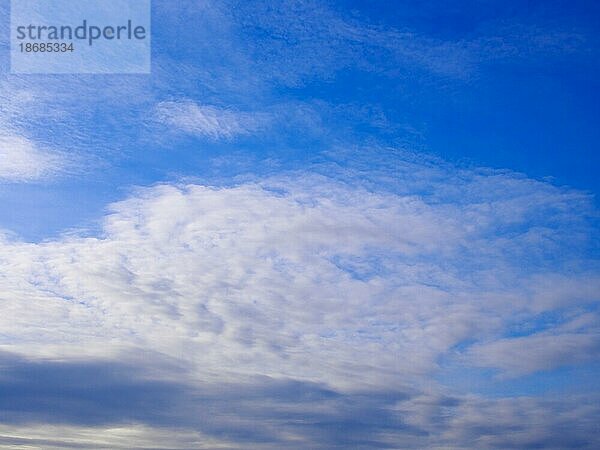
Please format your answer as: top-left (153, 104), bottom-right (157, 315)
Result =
top-left (0, 149), bottom-right (598, 448)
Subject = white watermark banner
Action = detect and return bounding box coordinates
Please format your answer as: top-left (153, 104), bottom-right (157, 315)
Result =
top-left (11, 0), bottom-right (151, 74)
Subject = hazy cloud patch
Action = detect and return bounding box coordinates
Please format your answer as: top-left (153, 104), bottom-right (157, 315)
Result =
top-left (154, 100), bottom-right (269, 140)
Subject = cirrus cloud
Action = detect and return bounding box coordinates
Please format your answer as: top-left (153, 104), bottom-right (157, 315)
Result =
top-left (154, 100), bottom-right (269, 140)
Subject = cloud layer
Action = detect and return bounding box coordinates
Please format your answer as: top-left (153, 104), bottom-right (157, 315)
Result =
top-left (0, 1), bottom-right (598, 447)
top-left (0, 150), bottom-right (598, 447)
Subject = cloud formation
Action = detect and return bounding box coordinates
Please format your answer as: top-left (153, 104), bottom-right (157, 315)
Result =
top-left (468, 317), bottom-right (600, 377)
top-left (0, 351), bottom-right (597, 449)
top-left (0, 150), bottom-right (598, 447)
top-left (0, 1), bottom-right (597, 446)
top-left (0, 82), bottom-right (70, 183)
top-left (0, 135), bottom-right (65, 182)
top-left (154, 100), bottom-right (268, 140)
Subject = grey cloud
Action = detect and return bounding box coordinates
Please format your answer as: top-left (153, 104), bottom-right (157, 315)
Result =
top-left (0, 352), bottom-right (415, 448)
top-left (0, 350), bottom-right (598, 449)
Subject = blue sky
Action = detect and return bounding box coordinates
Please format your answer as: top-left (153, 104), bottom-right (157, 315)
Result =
top-left (0, 1), bottom-right (599, 448)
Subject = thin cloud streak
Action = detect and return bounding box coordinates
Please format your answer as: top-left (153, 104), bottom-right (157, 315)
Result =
top-left (154, 100), bottom-right (269, 140)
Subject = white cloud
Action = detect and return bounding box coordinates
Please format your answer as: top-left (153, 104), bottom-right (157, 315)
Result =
top-left (0, 153), bottom-right (598, 447)
top-left (0, 162), bottom-right (597, 391)
top-left (154, 100), bottom-right (268, 139)
top-left (0, 83), bottom-right (68, 183)
top-left (0, 423), bottom-right (226, 450)
top-left (466, 309), bottom-right (600, 377)
top-left (0, 135), bottom-right (65, 182)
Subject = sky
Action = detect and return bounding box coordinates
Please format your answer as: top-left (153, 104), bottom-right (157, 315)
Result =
top-left (0, 0), bottom-right (599, 448)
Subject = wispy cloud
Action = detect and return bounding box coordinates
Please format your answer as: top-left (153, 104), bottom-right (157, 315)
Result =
top-left (0, 135), bottom-right (65, 182)
top-left (467, 310), bottom-right (600, 377)
top-left (154, 100), bottom-right (269, 140)
top-left (226, 0), bottom-right (591, 83)
top-left (0, 83), bottom-right (70, 183)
